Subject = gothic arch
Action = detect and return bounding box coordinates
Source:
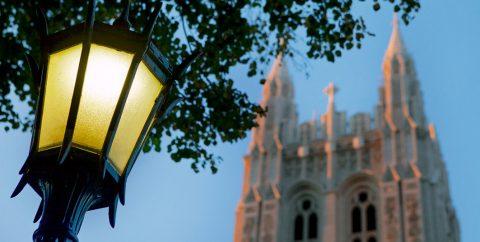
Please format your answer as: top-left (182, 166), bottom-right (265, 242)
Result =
top-left (337, 173), bottom-right (381, 242)
top-left (284, 181), bottom-right (323, 242)
top-left (285, 180), bottom-right (322, 200)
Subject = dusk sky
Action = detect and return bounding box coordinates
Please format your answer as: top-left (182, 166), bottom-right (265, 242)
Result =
top-left (1, 1), bottom-right (479, 242)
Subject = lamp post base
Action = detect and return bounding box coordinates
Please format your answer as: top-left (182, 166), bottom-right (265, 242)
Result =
top-left (33, 227), bottom-right (79, 242)
top-left (32, 171), bottom-right (102, 242)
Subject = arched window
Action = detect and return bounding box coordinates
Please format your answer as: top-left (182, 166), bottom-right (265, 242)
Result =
top-left (294, 215), bottom-right (303, 240)
top-left (348, 189), bottom-right (378, 242)
top-left (293, 197), bottom-right (319, 241)
top-left (351, 206), bottom-right (362, 233)
top-left (308, 213), bottom-right (318, 239)
top-left (367, 205), bottom-right (377, 231)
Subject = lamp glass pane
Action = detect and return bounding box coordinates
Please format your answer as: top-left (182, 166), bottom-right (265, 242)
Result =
top-left (38, 44), bottom-right (82, 151)
top-left (108, 62), bottom-right (163, 174)
top-left (72, 44), bottom-right (133, 151)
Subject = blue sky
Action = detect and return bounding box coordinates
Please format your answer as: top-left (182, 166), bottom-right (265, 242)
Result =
top-left (1, 1), bottom-right (479, 241)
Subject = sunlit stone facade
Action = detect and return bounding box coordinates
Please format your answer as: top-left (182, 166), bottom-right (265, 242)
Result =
top-left (234, 19), bottom-right (460, 242)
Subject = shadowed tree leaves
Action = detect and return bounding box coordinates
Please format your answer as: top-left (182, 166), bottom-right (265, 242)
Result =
top-left (0, 0), bottom-right (419, 173)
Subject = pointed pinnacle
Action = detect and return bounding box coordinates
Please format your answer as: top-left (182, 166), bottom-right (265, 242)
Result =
top-left (143, 1), bottom-right (163, 38)
top-left (19, 158), bottom-right (30, 174)
top-left (25, 53), bottom-right (39, 78)
top-left (172, 49), bottom-right (204, 80)
top-left (25, 53), bottom-right (41, 90)
top-left (119, 180), bottom-right (126, 205)
top-left (158, 98), bottom-right (182, 122)
top-left (35, 8), bottom-right (48, 37)
top-left (109, 194), bottom-right (119, 228)
top-left (33, 200), bottom-right (44, 223)
top-left (85, 0), bottom-right (97, 29)
top-left (11, 175), bottom-right (28, 198)
top-left (113, 0), bottom-right (131, 30)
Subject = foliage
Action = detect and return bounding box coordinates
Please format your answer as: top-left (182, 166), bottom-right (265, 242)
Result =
top-left (0, 0), bottom-right (419, 173)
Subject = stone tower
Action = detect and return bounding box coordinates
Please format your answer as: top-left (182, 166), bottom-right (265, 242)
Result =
top-left (234, 18), bottom-right (460, 242)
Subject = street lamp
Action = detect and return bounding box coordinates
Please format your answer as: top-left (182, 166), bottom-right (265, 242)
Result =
top-left (11, 1), bottom-right (200, 241)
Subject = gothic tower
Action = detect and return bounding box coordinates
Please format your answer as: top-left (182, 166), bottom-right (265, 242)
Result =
top-left (234, 53), bottom-right (297, 242)
top-left (234, 18), bottom-right (460, 242)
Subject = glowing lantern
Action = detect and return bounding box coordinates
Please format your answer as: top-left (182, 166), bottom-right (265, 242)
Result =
top-left (11, 1), bottom-right (201, 241)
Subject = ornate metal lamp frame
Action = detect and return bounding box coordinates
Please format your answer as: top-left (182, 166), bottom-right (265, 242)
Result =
top-left (11, 1), bottom-right (201, 241)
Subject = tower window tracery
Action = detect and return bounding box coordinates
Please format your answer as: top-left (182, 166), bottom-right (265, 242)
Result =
top-left (367, 205), bottom-right (377, 231)
top-left (294, 215), bottom-right (303, 240)
top-left (349, 190), bottom-right (377, 242)
top-left (293, 198), bottom-right (319, 241)
top-left (352, 206), bottom-right (362, 233)
top-left (308, 213), bottom-right (318, 239)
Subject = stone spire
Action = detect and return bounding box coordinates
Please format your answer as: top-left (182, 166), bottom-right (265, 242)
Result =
top-left (261, 54), bottom-right (294, 103)
top-left (382, 15), bottom-right (426, 130)
top-left (379, 15), bottom-right (427, 166)
top-left (384, 15), bottom-right (407, 62)
top-left (250, 53), bottom-right (297, 153)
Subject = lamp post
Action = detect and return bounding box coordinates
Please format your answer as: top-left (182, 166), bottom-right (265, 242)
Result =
top-left (11, 1), bottom-right (200, 241)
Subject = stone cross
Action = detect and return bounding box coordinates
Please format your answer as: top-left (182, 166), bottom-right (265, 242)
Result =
top-left (323, 82), bottom-right (338, 108)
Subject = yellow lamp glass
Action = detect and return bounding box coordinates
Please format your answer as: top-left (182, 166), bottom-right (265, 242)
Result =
top-left (38, 44), bottom-right (82, 151)
top-left (108, 62), bottom-right (163, 174)
top-left (72, 44), bottom-right (134, 151)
